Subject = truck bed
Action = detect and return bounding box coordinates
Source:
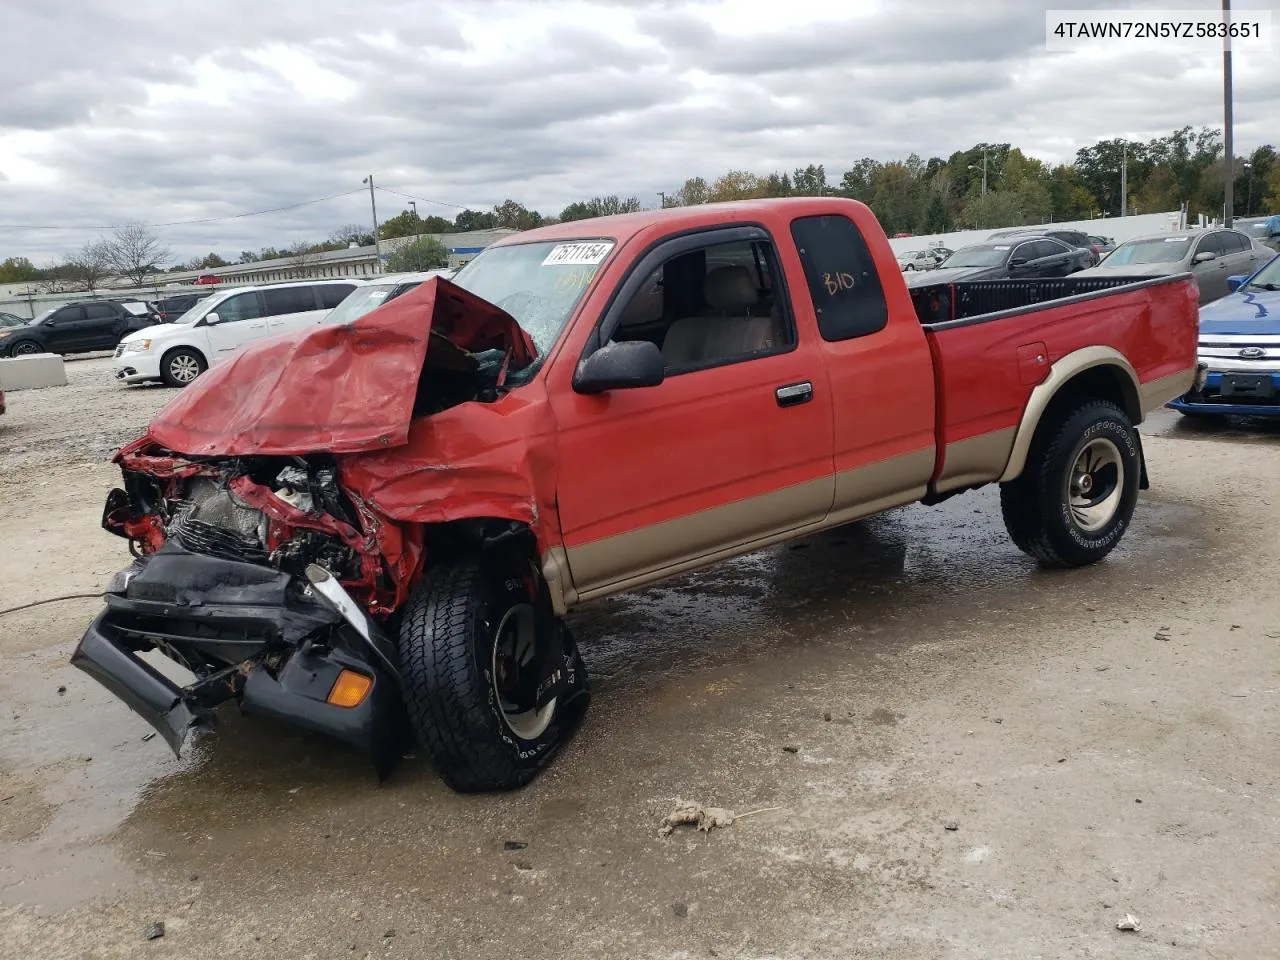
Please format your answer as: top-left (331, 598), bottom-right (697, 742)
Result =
top-left (907, 273), bottom-right (1200, 496)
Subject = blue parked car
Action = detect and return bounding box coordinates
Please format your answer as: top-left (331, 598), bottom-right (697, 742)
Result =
top-left (1169, 250), bottom-right (1280, 417)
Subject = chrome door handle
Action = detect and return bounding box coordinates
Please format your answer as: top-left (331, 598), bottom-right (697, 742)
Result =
top-left (775, 381), bottom-right (813, 407)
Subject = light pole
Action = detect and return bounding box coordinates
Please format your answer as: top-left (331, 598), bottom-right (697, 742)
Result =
top-left (1223, 0), bottom-right (1234, 227)
top-left (968, 149), bottom-right (988, 196)
top-left (408, 200), bottom-right (417, 218)
top-left (1243, 161), bottom-right (1252, 217)
top-left (658, 191), bottom-right (667, 208)
top-left (362, 175), bottom-right (381, 271)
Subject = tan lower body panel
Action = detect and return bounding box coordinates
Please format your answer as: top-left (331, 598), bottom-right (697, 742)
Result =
top-left (566, 474), bottom-right (832, 596)
top-left (1139, 367), bottom-right (1196, 416)
top-left (562, 448), bottom-right (935, 608)
top-left (931, 427), bottom-right (1016, 495)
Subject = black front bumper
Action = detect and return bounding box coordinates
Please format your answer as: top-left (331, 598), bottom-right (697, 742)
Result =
top-left (72, 547), bottom-right (410, 776)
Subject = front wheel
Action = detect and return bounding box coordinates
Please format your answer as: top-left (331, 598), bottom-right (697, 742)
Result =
top-left (160, 347), bottom-right (207, 387)
top-left (398, 559), bottom-right (589, 792)
top-left (8, 339), bottom-right (42, 357)
top-left (1000, 400), bottom-right (1140, 568)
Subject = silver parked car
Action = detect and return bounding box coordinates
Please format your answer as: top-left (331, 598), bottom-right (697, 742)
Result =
top-left (1070, 228), bottom-right (1272, 304)
top-left (895, 249), bottom-right (943, 271)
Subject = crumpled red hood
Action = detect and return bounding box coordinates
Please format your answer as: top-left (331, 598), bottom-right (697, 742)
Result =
top-left (147, 277), bottom-right (536, 457)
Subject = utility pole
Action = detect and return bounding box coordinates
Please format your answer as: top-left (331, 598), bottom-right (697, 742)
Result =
top-left (1120, 141), bottom-right (1127, 217)
top-left (982, 148), bottom-right (988, 196)
top-left (408, 200), bottom-right (417, 218)
top-left (658, 191), bottom-right (667, 208)
top-left (1223, 0), bottom-right (1234, 227)
top-left (362, 175), bottom-right (382, 271)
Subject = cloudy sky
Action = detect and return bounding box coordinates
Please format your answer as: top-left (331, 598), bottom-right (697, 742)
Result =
top-left (0, 0), bottom-right (1274, 265)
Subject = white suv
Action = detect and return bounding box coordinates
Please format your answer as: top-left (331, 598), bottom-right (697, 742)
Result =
top-left (114, 279), bottom-right (364, 387)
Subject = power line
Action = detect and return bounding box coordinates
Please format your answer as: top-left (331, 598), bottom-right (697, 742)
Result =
top-left (0, 188), bottom-right (366, 232)
top-left (374, 186), bottom-right (471, 210)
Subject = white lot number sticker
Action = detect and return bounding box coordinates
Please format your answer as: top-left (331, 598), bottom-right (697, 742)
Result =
top-left (542, 241), bottom-right (614, 266)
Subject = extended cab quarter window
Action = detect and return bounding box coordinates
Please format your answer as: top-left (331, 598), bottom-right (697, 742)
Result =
top-left (789, 214), bottom-right (888, 341)
top-left (607, 237), bottom-right (794, 372)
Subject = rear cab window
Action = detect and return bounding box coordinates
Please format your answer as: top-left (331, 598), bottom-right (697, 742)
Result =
top-left (789, 214), bottom-right (888, 341)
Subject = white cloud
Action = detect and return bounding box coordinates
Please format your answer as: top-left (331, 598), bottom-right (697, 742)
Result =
top-left (0, 0), bottom-right (1272, 263)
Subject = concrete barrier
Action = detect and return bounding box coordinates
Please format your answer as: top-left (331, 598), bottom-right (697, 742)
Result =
top-left (0, 353), bottom-right (68, 390)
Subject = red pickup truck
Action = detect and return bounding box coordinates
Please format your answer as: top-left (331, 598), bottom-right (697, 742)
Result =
top-left (73, 198), bottom-right (1199, 791)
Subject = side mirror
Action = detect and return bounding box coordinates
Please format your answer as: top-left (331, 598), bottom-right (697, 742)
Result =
top-left (203, 312), bottom-right (221, 325)
top-left (573, 340), bottom-right (664, 394)
top-left (1193, 251), bottom-right (1217, 263)
top-left (1227, 274), bottom-right (1249, 292)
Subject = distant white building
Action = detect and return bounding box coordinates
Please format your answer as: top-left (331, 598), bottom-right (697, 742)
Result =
top-left (151, 229), bottom-right (518, 287)
top-left (0, 229), bottom-right (518, 318)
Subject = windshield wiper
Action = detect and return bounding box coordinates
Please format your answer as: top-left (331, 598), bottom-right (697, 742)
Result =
top-left (1246, 282), bottom-right (1280, 292)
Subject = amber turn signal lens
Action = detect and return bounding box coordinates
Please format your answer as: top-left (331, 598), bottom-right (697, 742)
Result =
top-left (327, 670), bottom-right (372, 708)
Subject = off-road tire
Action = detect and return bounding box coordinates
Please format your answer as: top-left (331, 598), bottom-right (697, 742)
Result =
top-left (7, 339), bottom-right (42, 357)
top-left (398, 559), bottom-right (588, 792)
top-left (999, 400), bottom-right (1140, 568)
top-left (159, 347), bottom-right (207, 388)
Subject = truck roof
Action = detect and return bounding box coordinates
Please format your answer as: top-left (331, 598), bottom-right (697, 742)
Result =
top-left (489, 196), bottom-right (865, 248)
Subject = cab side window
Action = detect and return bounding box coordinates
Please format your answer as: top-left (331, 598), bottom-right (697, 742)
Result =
top-left (51, 306), bottom-right (85, 324)
top-left (215, 293), bottom-right (263, 323)
top-left (262, 286), bottom-right (318, 316)
top-left (789, 214), bottom-right (887, 341)
top-left (606, 238), bottom-right (795, 373)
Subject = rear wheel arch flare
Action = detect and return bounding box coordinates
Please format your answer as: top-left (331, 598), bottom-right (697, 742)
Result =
top-left (999, 347), bottom-right (1141, 483)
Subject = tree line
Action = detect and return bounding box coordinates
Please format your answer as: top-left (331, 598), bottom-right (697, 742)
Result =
top-left (4, 127), bottom-right (1277, 292)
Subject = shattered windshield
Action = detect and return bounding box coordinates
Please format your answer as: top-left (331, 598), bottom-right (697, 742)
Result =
top-left (451, 239), bottom-right (615, 360)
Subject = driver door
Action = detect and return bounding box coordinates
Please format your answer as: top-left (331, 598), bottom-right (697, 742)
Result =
top-left (43, 306), bottom-right (87, 352)
top-left (1191, 232), bottom-right (1229, 302)
top-left (202, 292), bottom-right (270, 362)
top-left (549, 226), bottom-right (836, 599)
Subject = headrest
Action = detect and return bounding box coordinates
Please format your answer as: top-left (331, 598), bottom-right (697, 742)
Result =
top-left (704, 265), bottom-right (757, 313)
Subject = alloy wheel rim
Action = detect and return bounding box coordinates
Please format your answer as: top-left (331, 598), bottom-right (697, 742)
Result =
top-left (170, 355), bottom-right (201, 383)
top-left (1067, 437), bottom-right (1124, 533)
top-left (490, 603), bottom-right (556, 741)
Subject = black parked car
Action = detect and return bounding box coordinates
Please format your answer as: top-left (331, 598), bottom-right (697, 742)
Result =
top-left (149, 292), bottom-right (209, 321)
top-left (906, 236), bottom-right (1092, 287)
top-left (0, 300), bottom-right (156, 357)
top-left (989, 227), bottom-right (1100, 265)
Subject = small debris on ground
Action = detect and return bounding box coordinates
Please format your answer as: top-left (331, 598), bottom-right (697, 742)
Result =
top-left (671, 902), bottom-right (688, 918)
top-left (1155, 631), bottom-right (1172, 642)
top-left (143, 922), bottom-right (165, 941)
top-left (382, 929), bottom-right (395, 938)
top-left (1057, 757), bottom-right (1067, 763)
top-left (514, 861), bottom-right (532, 871)
top-left (503, 840), bottom-right (527, 851)
top-left (141, 732), bottom-right (156, 742)
top-left (782, 745), bottom-right (799, 754)
top-left (822, 711), bottom-right (832, 722)
top-left (57, 685), bottom-right (66, 695)
top-left (658, 800), bottom-right (782, 837)
top-left (944, 821), bottom-right (959, 831)
top-left (1116, 914), bottom-right (1141, 932)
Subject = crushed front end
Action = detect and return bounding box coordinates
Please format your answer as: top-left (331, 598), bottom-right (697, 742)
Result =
top-left (73, 442), bottom-right (419, 775)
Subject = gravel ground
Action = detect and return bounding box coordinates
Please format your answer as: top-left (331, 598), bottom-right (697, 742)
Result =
top-left (1, 366), bottom-right (1278, 959)
top-left (0, 356), bottom-right (172, 489)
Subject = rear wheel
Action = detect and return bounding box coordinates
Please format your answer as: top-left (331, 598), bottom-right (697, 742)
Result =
top-left (8, 339), bottom-right (42, 357)
top-left (397, 558), bottom-right (589, 792)
top-left (1000, 400), bottom-right (1140, 568)
top-left (160, 347), bottom-right (206, 387)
